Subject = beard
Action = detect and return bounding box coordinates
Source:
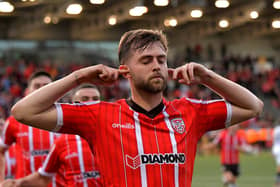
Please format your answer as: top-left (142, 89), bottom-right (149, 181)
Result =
top-left (133, 75), bottom-right (167, 93)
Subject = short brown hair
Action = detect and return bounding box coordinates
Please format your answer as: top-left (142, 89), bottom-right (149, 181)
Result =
top-left (74, 84), bottom-right (99, 94)
top-left (28, 70), bottom-right (52, 86)
top-left (118, 29), bottom-right (168, 65)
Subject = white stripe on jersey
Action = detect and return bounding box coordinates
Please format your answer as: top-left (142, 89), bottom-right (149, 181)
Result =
top-left (185, 98), bottom-right (224, 104)
top-left (54, 104), bottom-right (63, 132)
top-left (163, 109), bottom-right (179, 187)
top-left (52, 176), bottom-right (56, 187)
top-left (225, 102), bottom-right (232, 127)
top-left (49, 133), bottom-right (54, 146)
top-left (133, 112), bottom-right (147, 187)
top-left (76, 135), bottom-right (88, 187)
top-left (72, 101), bottom-right (100, 106)
top-left (118, 105), bottom-right (128, 187)
top-left (28, 126), bottom-right (35, 172)
top-left (49, 132), bottom-right (56, 187)
top-left (5, 151), bottom-right (11, 177)
top-left (38, 145), bottom-right (56, 177)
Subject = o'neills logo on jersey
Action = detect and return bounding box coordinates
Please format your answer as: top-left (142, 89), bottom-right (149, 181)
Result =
top-left (171, 118), bottom-right (185, 134)
top-left (112, 123), bottom-right (135, 129)
top-left (17, 132), bottom-right (29, 137)
top-left (126, 153), bottom-right (185, 169)
top-left (31, 149), bottom-right (49, 156)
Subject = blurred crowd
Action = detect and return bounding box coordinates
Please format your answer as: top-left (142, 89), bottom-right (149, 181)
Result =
top-left (0, 53), bottom-right (279, 135)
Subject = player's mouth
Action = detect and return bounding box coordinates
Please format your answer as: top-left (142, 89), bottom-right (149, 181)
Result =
top-left (150, 74), bottom-right (164, 80)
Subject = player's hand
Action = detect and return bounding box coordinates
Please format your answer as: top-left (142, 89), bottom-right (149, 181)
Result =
top-left (0, 179), bottom-right (19, 187)
top-left (168, 62), bottom-right (210, 85)
top-left (75, 64), bottom-right (122, 85)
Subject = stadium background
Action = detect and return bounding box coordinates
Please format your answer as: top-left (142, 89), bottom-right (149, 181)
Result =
top-left (0, 0), bottom-right (279, 186)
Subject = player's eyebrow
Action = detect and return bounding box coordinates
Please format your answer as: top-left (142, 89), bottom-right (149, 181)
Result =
top-left (139, 54), bottom-right (166, 60)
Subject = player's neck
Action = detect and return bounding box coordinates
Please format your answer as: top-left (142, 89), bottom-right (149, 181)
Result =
top-left (131, 87), bottom-right (163, 111)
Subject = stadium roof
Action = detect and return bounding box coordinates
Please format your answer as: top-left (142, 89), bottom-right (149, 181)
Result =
top-left (0, 0), bottom-right (279, 44)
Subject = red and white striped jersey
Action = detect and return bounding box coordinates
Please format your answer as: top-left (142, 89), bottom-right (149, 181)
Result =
top-left (213, 129), bottom-right (246, 164)
top-left (38, 134), bottom-right (99, 187)
top-left (4, 144), bottom-right (17, 179)
top-left (0, 116), bottom-right (60, 187)
top-left (54, 98), bottom-right (231, 187)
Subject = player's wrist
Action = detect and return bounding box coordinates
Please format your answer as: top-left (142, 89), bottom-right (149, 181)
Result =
top-left (72, 70), bottom-right (85, 86)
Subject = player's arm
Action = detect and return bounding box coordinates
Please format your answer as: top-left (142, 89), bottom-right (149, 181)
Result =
top-left (170, 62), bottom-right (263, 126)
top-left (202, 133), bottom-right (221, 150)
top-left (11, 65), bottom-right (123, 131)
top-left (0, 172), bottom-right (51, 187)
top-left (0, 146), bottom-right (7, 182)
top-left (202, 142), bottom-right (217, 150)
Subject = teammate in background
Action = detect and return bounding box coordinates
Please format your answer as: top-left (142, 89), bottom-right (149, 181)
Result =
top-left (0, 84), bottom-right (101, 187)
top-left (3, 145), bottom-right (17, 180)
top-left (204, 125), bottom-right (257, 187)
top-left (0, 71), bottom-right (60, 186)
top-left (273, 124), bottom-right (280, 187)
top-left (11, 29), bottom-right (263, 186)
top-left (0, 118), bottom-right (16, 180)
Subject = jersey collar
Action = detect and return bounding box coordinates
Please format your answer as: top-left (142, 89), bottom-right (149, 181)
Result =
top-left (126, 98), bottom-right (164, 118)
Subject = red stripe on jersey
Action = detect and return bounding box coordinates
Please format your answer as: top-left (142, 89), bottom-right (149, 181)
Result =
top-left (55, 98), bottom-right (229, 187)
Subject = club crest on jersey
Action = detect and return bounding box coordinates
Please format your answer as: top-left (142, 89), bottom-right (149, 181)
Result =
top-left (171, 118), bottom-right (185, 134)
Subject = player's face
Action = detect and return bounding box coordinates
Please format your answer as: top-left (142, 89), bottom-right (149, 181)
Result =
top-left (72, 88), bottom-right (100, 102)
top-left (126, 41), bottom-right (168, 93)
top-left (27, 76), bottom-right (52, 94)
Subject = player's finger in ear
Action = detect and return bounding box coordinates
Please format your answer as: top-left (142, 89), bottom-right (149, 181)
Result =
top-left (172, 68), bottom-right (180, 80)
top-left (168, 68), bottom-right (174, 77)
top-left (187, 63), bottom-right (194, 81)
top-left (181, 65), bottom-right (190, 84)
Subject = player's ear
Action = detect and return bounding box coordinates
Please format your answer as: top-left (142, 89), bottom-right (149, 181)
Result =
top-left (119, 65), bottom-right (131, 78)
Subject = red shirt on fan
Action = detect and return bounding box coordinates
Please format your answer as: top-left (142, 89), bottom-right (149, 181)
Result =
top-left (0, 116), bottom-right (60, 187)
top-left (4, 144), bottom-right (17, 179)
top-left (38, 134), bottom-right (98, 187)
top-left (54, 98), bottom-right (231, 187)
top-left (213, 129), bottom-right (246, 164)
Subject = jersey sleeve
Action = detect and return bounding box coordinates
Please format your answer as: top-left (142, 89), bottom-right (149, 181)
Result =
top-left (38, 141), bottom-right (60, 177)
top-left (0, 117), bottom-right (18, 149)
top-left (184, 98), bottom-right (231, 136)
top-left (53, 101), bottom-right (100, 137)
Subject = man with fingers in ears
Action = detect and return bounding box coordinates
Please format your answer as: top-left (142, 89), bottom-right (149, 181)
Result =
top-left (11, 29), bottom-right (263, 187)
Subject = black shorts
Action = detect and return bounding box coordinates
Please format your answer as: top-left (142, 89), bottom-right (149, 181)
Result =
top-left (222, 164), bottom-right (240, 177)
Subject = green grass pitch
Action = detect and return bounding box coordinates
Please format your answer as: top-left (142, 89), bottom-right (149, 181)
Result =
top-left (192, 152), bottom-right (275, 187)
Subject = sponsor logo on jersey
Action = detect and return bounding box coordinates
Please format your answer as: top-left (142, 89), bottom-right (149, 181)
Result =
top-left (74, 171), bottom-right (100, 182)
top-left (65, 152), bottom-right (78, 159)
top-left (112, 123), bottom-right (135, 129)
top-left (171, 118), bottom-right (185, 134)
top-left (126, 153), bottom-right (185, 169)
top-left (30, 149), bottom-right (49, 156)
top-left (17, 132), bottom-right (29, 137)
